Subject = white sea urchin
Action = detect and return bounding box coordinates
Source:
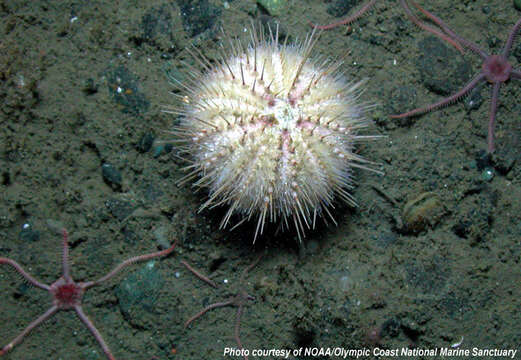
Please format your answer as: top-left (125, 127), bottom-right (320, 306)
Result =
top-left (169, 25), bottom-right (377, 240)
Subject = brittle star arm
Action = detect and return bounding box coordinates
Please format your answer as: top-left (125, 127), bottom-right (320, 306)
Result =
top-left (82, 241), bottom-right (177, 289)
top-left (0, 257), bottom-right (50, 291)
top-left (74, 305), bottom-right (115, 360)
top-left (0, 305), bottom-right (58, 355)
top-left (503, 18), bottom-right (521, 56)
top-left (181, 260), bottom-right (218, 288)
top-left (309, 0), bottom-right (376, 30)
top-left (234, 293), bottom-right (255, 351)
top-left (400, 0), bottom-right (464, 53)
top-left (184, 300), bottom-right (235, 328)
top-left (235, 305), bottom-right (245, 351)
top-left (390, 72), bottom-right (486, 119)
top-left (408, 0), bottom-right (487, 58)
top-left (61, 229), bottom-right (72, 282)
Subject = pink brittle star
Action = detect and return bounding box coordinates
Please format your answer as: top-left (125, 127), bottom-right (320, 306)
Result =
top-left (182, 255), bottom-right (262, 360)
top-left (0, 229), bottom-right (176, 359)
top-left (391, 1), bottom-right (521, 153)
top-left (310, 0), bottom-right (465, 53)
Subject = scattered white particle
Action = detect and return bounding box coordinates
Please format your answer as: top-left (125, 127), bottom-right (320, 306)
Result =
top-left (23, 223), bottom-right (30, 229)
top-left (451, 336), bottom-right (464, 348)
top-left (70, 16), bottom-right (78, 23)
top-left (243, 27), bottom-right (248, 33)
top-left (117, 86), bottom-right (123, 94)
top-left (175, 271), bottom-right (180, 278)
top-left (127, 51), bottom-right (132, 57)
top-left (16, 74), bottom-right (25, 88)
top-left (393, 58), bottom-right (397, 65)
top-left (223, 279), bottom-right (229, 284)
top-left (352, 61), bottom-right (357, 65)
top-left (147, 58), bottom-right (151, 62)
top-left (223, 1), bottom-right (230, 9)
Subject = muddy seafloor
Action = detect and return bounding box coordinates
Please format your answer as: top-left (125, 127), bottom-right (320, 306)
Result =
top-left (0, 0), bottom-right (519, 359)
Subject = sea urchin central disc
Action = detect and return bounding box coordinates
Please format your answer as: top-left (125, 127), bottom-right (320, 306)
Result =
top-left (170, 25), bottom-right (376, 240)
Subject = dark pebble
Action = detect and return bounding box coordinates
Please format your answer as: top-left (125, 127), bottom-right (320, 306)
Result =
top-left (179, 0), bottom-right (221, 37)
top-left (19, 224), bottom-right (40, 242)
top-left (82, 78), bottom-right (98, 95)
top-left (381, 318), bottom-right (401, 338)
top-left (137, 131), bottom-right (155, 153)
top-left (101, 163), bottom-right (122, 190)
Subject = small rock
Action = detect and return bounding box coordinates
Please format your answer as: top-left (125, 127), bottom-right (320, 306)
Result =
top-left (82, 78), bottom-right (98, 95)
top-left (402, 192), bottom-right (445, 234)
top-left (137, 131), bottom-right (155, 153)
top-left (153, 144), bottom-right (164, 158)
top-left (19, 223), bottom-right (40, 242)
top-left (179, 0), bottom-right (221, 37)
top-left (257, 0), bottom-right (287, 16)
top-left (381, 318), bottom-right (401, 338)
top-left (101, 163), bottom-right (122, 190)
top-left (141, 3), bottom-right (179, 51)
top-left (153, 225), bottom-right (171, 249)
top-left (116, 261), bottom-right (164, 328)
top-left (491, 142), bottom-right (517, 175)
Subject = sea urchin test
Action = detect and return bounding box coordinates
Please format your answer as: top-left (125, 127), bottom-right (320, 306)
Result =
top-left (169, 25), bottom-right (377, 240)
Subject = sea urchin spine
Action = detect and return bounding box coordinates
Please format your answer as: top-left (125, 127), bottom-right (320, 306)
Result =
top-left (167, 24), bottom-right (378, 241)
